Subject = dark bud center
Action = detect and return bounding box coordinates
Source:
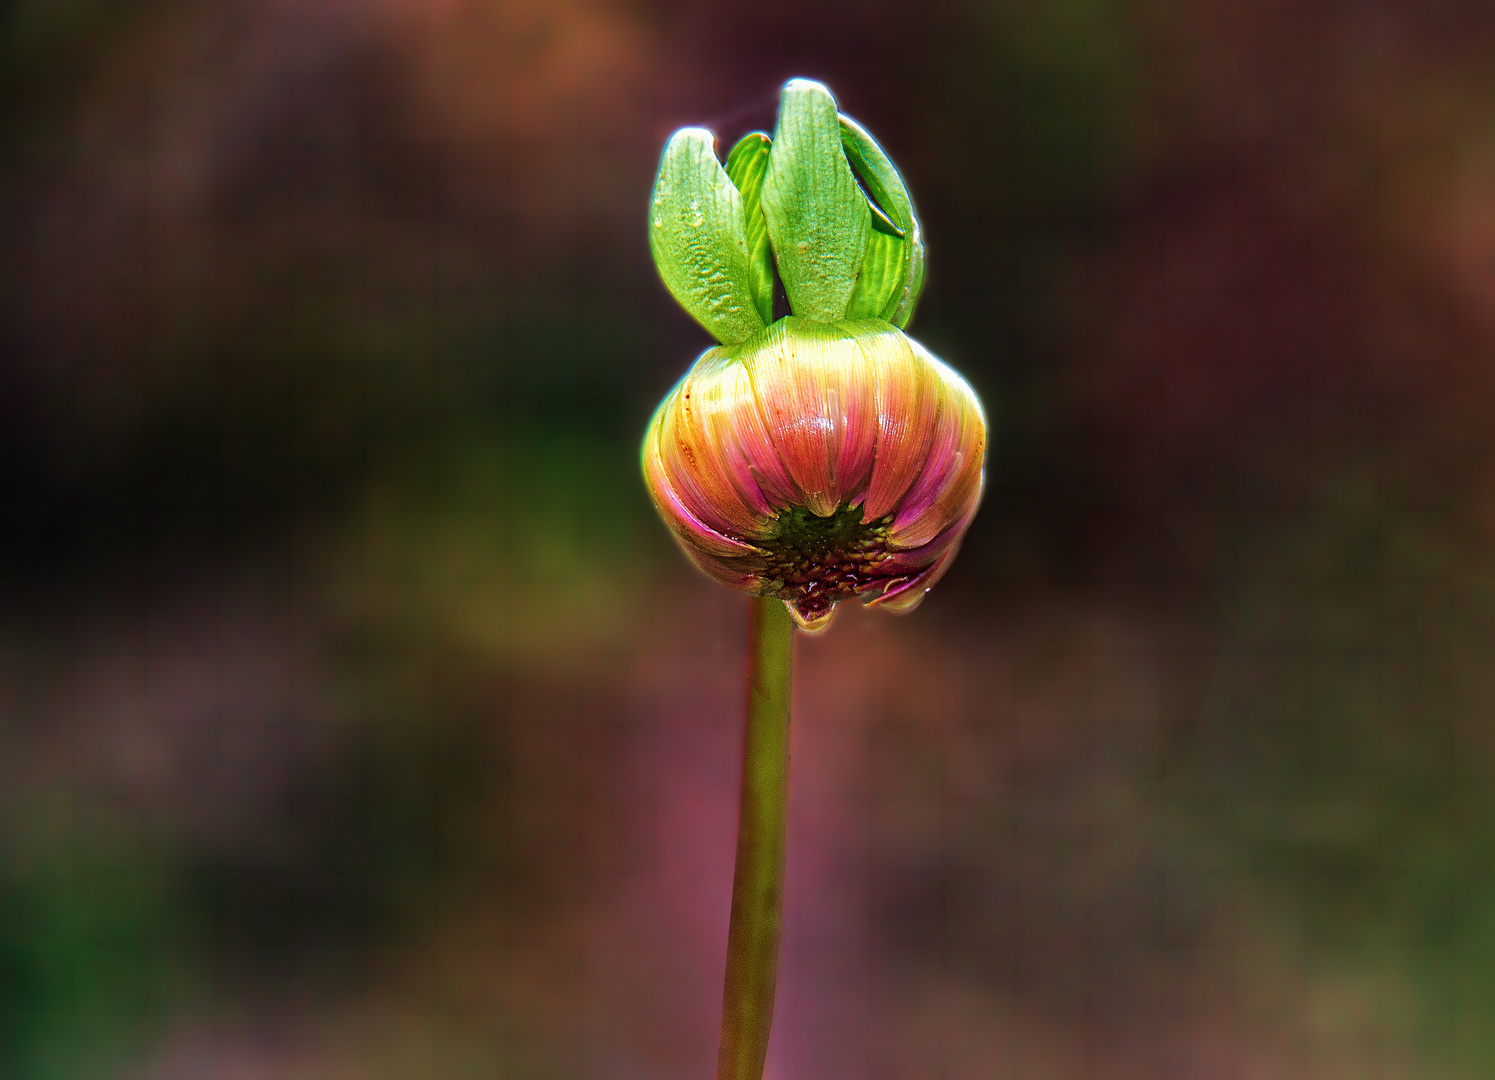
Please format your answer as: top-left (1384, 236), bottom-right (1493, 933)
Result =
top-left (757, 504), bottom-right (896, 623)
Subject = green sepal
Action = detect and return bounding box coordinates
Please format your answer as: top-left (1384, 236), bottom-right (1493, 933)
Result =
top-left (843, 227), bottom-right (905, 321)
top-left (761, 80), bottom-right (870, 322)
top-left (724, 132), bottom-right (775, 326)
top-left (839, 114), bottom-right (926, 328)
top-left (649, 127), bottom-right (767, 345)
top-left (897, 232), bottom-right (927, 328)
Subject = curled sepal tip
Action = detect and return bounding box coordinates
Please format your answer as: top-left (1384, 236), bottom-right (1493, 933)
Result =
top-left (839, 115), bottom-right (926, 327)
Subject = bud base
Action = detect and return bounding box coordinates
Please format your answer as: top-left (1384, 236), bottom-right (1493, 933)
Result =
top-left (756, 504), bottom-right (897, 631)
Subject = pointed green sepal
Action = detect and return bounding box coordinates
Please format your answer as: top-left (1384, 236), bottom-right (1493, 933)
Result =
top-left (761, 80), bottom-right (870, 322)
top-left (839, 114), bottom-right (926, 327)
top-left (649, 128), bottom-right (767, 345)
top-left (724, 132), bottom-right (775, 326)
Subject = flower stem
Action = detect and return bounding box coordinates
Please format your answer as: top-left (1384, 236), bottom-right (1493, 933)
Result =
top-left (718, 596), bottom-right (795, 1080)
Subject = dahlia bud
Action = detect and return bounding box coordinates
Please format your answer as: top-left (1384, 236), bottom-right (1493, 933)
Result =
top-left (644, 79), bottom-right (986, 632)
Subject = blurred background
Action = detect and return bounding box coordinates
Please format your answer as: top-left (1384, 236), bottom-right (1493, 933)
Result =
top-left (3, 0), bottom-right (1495, 1076)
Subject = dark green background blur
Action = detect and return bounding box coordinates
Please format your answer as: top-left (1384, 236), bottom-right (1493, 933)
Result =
top-left (4, 0), bottom-right (1495, 1076)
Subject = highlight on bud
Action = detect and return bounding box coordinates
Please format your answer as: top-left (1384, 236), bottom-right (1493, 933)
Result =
top-left (643, 318), bottom-right (985, 632)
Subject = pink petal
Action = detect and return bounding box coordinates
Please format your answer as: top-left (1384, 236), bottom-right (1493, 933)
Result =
top-left (680, 547), bottom-right (765, 592)
top-left (889, 345), bottom-right (986, 549)
top-left (863, 550), bottom-right (955, 614)
top-left (878, 501), bottom-right (978, 575)
top-left (830, 320), bottom-right (888, 500)
top-left (654, 368), bottom-right (766, 540)
top-left (748, 318), bottom-right (873, 518)
top-left (643, 426), bottom-right (763, 559)
top-left (693, 350), bottom-right (800, 518)
top-left (859, 324), bottom-right (940, 522)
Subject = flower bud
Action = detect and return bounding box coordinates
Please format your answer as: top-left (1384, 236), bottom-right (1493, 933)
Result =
top-left (643, 316), bottom-right (985, 632)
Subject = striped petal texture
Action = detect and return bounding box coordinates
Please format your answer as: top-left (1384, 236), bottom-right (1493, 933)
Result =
top-left (643, 317), bottom-right (986, 632)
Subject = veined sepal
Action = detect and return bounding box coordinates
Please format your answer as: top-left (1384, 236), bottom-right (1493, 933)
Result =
top-left (755, 80), bottom-right (928, 327)
top-left (649, 128), bottom-right (767, 345)
top-left (838, 114), bottom-right (926, 326)
top-left (649, 81), bottom-right (927, 337)
top-left (724, 132), bottom-right (774, 326)
top-left (760, 80), bottom-right (871, 322)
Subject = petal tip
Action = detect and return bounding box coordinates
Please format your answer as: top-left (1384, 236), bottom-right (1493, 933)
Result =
top-left (786, 598), bottom-right (837, 633)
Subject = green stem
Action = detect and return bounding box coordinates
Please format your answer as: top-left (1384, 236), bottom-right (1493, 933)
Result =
top-left (717, 596), bottom-right (795, 1080)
